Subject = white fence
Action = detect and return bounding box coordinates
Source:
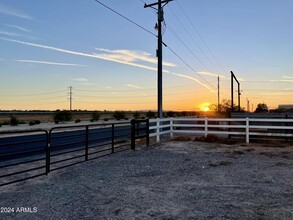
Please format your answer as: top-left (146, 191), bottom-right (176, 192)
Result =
top-left (149, 117), bottom-right (293, 143)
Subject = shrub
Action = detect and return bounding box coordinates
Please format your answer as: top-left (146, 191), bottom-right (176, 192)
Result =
top-left (113, 111), bottom-right (126, 120)
top-left (146, 111), bottom-right (156, 119)
top-left (75, 119), bottom-right (81, 123)
top-left (194, 135), bottom-right (220, 143)
top-left (204, 134), bottom-right (220, 143)
top-left (29, 121), bottom-right (35, 126)
top-left (92, 111), bottom-right (100, 121)
top-left (133, 112), bottom-right (140, 119)
top-left (90, 119), bottom-right (94, 122)
top-left (55, 120), bottom-right (59, 124)
top-left (54, 110), bottom-right (72, 123)
top-left (104, 118), bottom-right (108, 121)
top-left (34, 120), bottom-right (41, 125)
top-left (10, 116), bottom-right (19, 126)
top-left (2, 121), bottom-right (10, 126)
top-left (173, 136), bottom-right (192, 141)
top-left (18, 121), bottom-right (26, 124)
top-left (0, 123), bottom-right (2, 127)
top-left (166, 111), bottom-right (176, 118)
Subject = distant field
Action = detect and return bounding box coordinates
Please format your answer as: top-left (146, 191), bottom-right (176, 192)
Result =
top-left (0, 112), bottom-right (145, 123)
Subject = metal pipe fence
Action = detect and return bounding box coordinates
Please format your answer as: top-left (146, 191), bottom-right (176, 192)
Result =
top-left (0, 120), bottom-right (149, 187)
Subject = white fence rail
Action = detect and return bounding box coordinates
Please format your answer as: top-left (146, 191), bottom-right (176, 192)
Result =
top-left (149, 117), bottom-right (293, 143)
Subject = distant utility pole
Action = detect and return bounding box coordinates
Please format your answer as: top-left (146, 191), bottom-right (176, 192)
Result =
top-left (246, 98), bottom-right (250, 112)
top-left (217, 76), bottom-right (220, 112)
top-left (144, 0), bottom-right (173, 118)
top-left (68, 86), bottom-right (73, 112)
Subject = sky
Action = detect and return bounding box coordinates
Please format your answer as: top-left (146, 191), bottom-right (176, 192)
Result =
top-left (0, 0), bottom-right (292, 111)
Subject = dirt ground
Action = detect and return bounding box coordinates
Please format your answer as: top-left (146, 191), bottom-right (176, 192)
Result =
top-left (0, 140), bottom-right (292, 220)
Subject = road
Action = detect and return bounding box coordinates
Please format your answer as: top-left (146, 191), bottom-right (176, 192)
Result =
top-left (0, 124), bottom-right (139, 162)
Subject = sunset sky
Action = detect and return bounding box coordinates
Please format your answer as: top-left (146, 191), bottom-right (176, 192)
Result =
top-left (0, 0), bottom-right (292, 111)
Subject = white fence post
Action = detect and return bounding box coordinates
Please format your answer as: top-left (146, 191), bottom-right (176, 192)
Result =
top-left (204, 117), bottom-right (208, 137)
top-left (156, 118), bottom-right (160, 143)
top-left (170, 118), bottom-right (174, 139)
top-left (246, 117), bottom-right (250, 144)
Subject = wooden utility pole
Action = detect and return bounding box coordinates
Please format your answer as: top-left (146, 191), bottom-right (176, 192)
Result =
top-left (144, 0), bottom-right (173, 119)
top-left (69, 86), bottom-right (72, 112)
top-left (217, 76), bottom-right (220, 112)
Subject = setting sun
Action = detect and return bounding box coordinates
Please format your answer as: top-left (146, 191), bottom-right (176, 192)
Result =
top-left (200, 103), bottom-right (210, 112)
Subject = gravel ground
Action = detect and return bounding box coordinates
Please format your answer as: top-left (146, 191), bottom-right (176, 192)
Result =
top-left (0, 141), bottom-right (293, 220)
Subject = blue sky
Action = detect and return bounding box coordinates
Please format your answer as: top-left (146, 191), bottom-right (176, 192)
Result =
top-left (0, 0), bottom-right (292, 111)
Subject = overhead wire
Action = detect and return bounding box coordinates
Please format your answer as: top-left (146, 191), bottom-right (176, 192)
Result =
top-left (166, 4), bottom-right (225, 77)
top-left (94, 0), bottom-right (157, 38)
top-left (174, 0), bottom-right (228, 75)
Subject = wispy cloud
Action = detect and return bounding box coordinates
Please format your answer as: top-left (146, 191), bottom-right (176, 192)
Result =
top-left (0, 37), bottom-right (214, 92)
top-left (0, 4), bottom-right (32, 20)
top-left (169, 72), bottom-right (215, 93)
top-left (282, 75), bottom-right (293, 79)
top-left (126, 84), bottom-right (142, 89)
top-left (71, 78), bottom-right (88, 82)
top-left (0, 31), bottom-right (17, 36)
top-left (197, 71), bottom-right (226, 79)
top-left (14, 59), bottom-right (87, 67)
top-left (95, 48), bottom-right (176, 67)
top-left (270, 79), bottom-right (293, 83)
top-left (5, 24), bottom-right (30, 32)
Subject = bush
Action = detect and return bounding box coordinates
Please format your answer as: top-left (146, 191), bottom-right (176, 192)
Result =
top-left (75, 119), bottom-right (81, 123)
top-left (91, 111), bottom-right (100, 121)
top-left (55, 120), bottom-right (59, 124)
top-left (19, 121), bottom-right (26, 124)
top-left (90, 119), bottom-right (94, 122)
top-left (10, 116), bottom-right (19, 126)
top-left (146, 111), bottom-right (156, 119)
top-left (104, 118), bottom-right (108, 121)
top-left (29, 121), bottom-right (35, 126)
top-left (54, 110), bottom-right (72, 123)
top-left (133, 112), bottom-right (140, 119)
top-left (194, 134), bottom-right (220, 143)
top-left (113, 111), bottom-right (126, 120)
top-left (173, 136), bottom-right (192, 141)
top-left (34, 120), bottom-right (41, 125)
top-left (2, 121), bottom-right (10, 125)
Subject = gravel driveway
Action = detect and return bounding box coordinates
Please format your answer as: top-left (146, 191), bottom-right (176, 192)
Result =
top-left (0, 141), bottom-right (293, 220)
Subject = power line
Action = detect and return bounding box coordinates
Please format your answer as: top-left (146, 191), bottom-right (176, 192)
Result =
top-left (94, 0), bottom-right (157, 38)
top-left (1, 95), bottom-right (67, 102)
top-left (165, 22), bottom-right (213, 72)
top-left (0, 90), bottom-right (67, 97)
top-left (174, 0), bottom-right (228, 75)
top-left (166, 4), bottom-right (224, 77)
top-left (164, 43), bottom-right (217, 91)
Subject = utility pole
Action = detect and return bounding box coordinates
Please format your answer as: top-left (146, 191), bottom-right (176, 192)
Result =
top-left (246, 98), bottom-right (250, 112)
top-left (144, 0), bottom-right (173, 119)
top-left (217, 76), bottom-right (220, 112)
top-left (68, 86), bottom-right (72, 112)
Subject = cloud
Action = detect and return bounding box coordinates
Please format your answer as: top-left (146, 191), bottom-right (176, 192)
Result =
top-left (0, 37), bottom-right (214, 92)
top-left (0, 31), bottom-right (17, 36)
top-left (270, 79), bottom-right (293, 83)
top-left (282, 75), bottom-right (293, 79)
top-left (5, 24), bottom-right (30, 32)
top-left (0, 4), bottom-right (32, 20)
top-left (14, 59), bottom-right (87, 67)
top-left (169, 72), bottom-right (215, 93)
top-left (197, 71), bottom-right (226, 79)
top-left (71, 78), bottom-right (88, 82)
top-left (126, 84), bottom-right (142, 89)
top-left (95, 48), bottom-right (176, 67)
